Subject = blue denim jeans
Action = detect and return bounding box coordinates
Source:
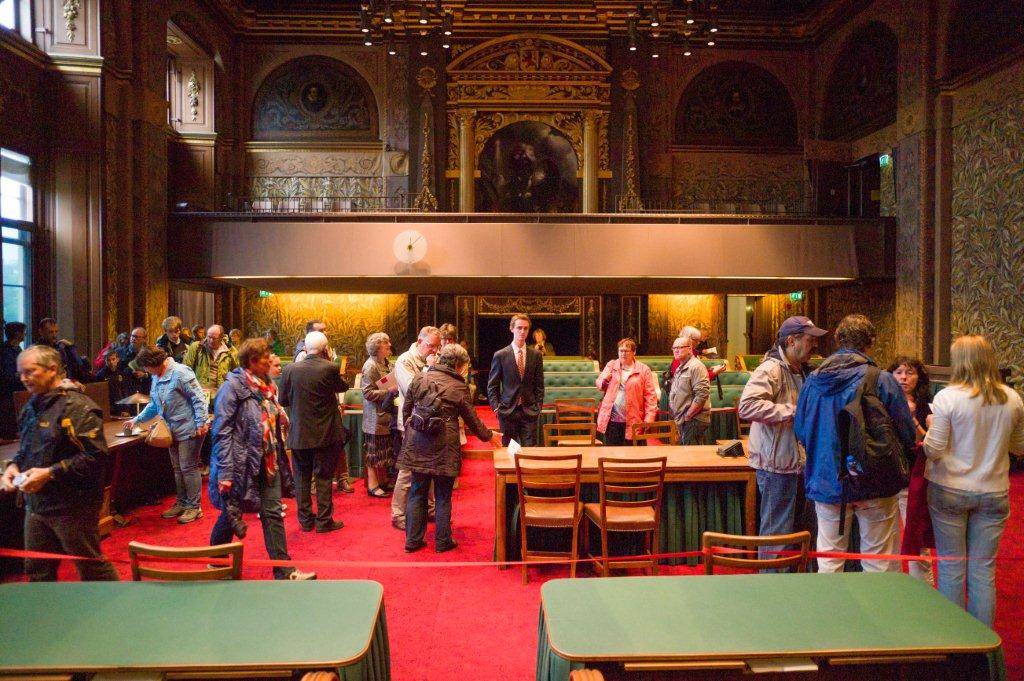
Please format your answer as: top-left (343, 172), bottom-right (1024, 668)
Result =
top-left (928, 482), bottom-right (1009, 626)
top-left (169, 436), bottom-right (203, 509)
top-left (210, 472), bottom-right (294, 580)
top-left (755, 469), bottom-right (800, 572)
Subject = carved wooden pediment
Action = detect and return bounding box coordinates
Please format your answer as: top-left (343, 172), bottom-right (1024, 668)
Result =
top-left (447, 34), bottom-right (612, 80)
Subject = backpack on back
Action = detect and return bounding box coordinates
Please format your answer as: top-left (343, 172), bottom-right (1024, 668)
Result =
top-left (836, 363), bottom-right (909, 531)
top-left (407, 378), bottom-right (446, 436)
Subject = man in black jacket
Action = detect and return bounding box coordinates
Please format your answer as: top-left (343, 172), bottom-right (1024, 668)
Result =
top-left (278, 331), bottom-right (349, 533)
top-left (487, 314), bottom-right (545, 446)
top-left (0, 345), bottom-right (119, 581)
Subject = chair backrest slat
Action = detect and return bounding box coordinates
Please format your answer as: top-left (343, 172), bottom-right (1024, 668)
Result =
top-left (543, 422), bottom-right (597, 446)
top-left (596, 457), bottom-right (666, 518)
top-left (702, 531), bottom-right (811, 574)
top-left (630, 420), bottom-right (679, 445)
top-left (128, 541), bottom-right (244, 581)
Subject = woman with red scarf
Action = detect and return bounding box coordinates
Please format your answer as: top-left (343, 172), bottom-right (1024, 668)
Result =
top-left (208, 338), bottom-right (314, 580)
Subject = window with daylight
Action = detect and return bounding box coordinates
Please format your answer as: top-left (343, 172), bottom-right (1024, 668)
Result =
top-left (1, 148), bottom-right (34, 331)
top-left (0, 0), bottom-right (33, 41)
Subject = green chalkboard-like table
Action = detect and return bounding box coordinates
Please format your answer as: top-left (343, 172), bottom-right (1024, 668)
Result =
top-left (537, 573), bottom-right (1004, 681)
top-left (0, 580), bottom-right (390, 680)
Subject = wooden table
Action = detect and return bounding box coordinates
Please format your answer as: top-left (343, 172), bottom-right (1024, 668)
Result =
top-left (537, 573), bottom-right (1004, 681)
top-left (0, 580), bottom-right (391, 680)
top-left (493, 445), bottom-right (756, 564)
top-left (0, 420), bottom-right (145, 537)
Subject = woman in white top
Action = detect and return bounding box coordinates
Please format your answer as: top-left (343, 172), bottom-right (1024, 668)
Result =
top-left (923, 336), bottom-right (1024, 626)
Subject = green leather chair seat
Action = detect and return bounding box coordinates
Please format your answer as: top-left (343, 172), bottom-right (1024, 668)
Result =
top-left (718, 371), bottom-right (751, 386)
top-left (342, 389), bottom-right (364, 407)
top-left (738, 355), bottom-right (764, 371)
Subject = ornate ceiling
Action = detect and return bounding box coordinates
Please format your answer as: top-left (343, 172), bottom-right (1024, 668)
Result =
top-left (222, 0), bottom-right (853, 45)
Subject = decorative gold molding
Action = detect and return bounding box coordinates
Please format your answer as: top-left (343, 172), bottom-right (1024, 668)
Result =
top-left (412, 92), bottom-right (438, 212)
top-left (477, 296), bottom-right (582, 316)
top-left (618, 96), bottom-right (644, 211)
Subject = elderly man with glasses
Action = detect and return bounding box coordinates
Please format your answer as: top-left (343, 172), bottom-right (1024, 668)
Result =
top-left (669, 337), bottom-right (711, 445)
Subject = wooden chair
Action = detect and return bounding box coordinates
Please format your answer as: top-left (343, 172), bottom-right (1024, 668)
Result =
top-left (554, 398), bottom-right (598, 424)
top-left (584, 457), bottom-right (667, 576)
top-left (300, 673), bottom-right (340, 681)
top-left (702, 530), bottom-right (811, 574)
top-left (543, 422), bottom-right (598, 447)
top-left (128, 541), bottom-right (243, 581)
top-left (569, 671), bottom-right (605, 681)
top-left (515, 453), bottom-right (584, 583)
top-left (629, 420), bottom-right (679, 445)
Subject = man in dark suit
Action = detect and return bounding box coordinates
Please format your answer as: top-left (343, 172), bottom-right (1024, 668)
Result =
top-left (278, 331), bottom-right (349, 533)
top-left (487, 314), bottom-right (544, 446)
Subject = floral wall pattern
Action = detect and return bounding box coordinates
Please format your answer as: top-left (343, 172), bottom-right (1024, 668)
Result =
top-left (669, 151), bottom-right (806, 212)
top-left (647, 294), bottom-right (727, 357)
top-left (950, 63), bottom-right (1024, 390)
top-left (819, 280), bottom-right (896, 368)
top-left (243, 291), bottom-right (408, 365)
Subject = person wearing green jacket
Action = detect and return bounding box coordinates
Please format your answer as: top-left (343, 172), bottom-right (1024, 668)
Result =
top-left (182, 325), bottom-right (239, 391)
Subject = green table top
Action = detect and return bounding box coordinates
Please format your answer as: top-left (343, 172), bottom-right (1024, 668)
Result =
top-left (0, 580), bottom-right (384, 674)
top-left (541, 573), bottom-right (1001, 663)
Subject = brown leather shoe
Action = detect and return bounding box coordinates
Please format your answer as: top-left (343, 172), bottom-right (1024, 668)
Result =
top-left (315, 519), bottom-right (345, 533)
top-left (337, 476), bottom-right (355, 494)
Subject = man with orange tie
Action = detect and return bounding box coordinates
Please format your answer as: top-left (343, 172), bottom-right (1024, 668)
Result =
top-left (487, 314), bottom-right (545, 446)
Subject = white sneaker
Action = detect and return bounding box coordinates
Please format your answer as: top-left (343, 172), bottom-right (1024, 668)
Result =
top-left (288, 569), bottom-right (317, 580)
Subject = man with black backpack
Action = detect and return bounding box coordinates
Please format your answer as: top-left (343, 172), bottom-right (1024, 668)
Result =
top-left (795, 314), bottom-right (917, 573)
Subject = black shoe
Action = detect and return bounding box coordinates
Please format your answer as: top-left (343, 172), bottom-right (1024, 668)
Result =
top-left (436, 540), bottom-right (458, 553)
top-left (299, 523), bottom-right (314, 533)
top-left (315, 519), bottom-right (345, 534)
top-left (427, 512), bottom-right (436, 523)
top-left (391, 518), bottom-right (406, 531)
top-left (367, 486), bottom-right (390, 498)
top-left (405, 540), bottom-right (427, 553)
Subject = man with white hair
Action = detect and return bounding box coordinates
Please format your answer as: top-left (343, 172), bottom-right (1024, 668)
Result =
top-left (1, 345), bottom-right (119, 581)
top-left (278, 331), bottom-right (350, 533)
top-left (182, 324), bottom-right (238, 391)
top-left (390, 326), bottom-right (440, 531)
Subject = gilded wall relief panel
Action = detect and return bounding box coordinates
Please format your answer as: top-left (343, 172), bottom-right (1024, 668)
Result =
top-left (448, 35), bottom-right (612, 76)
top-left (248, 150), bottom-right (383, 176)
top-left (950, 88), bottom-right (1024, 390)
top-left (477, 296), bottom-right (581, 316)
top-left (455, 295), bottom-right (477, 355)
top-left (243, 291), bottom-right (408, 365)
top-left (647, 295), bottom-right (727, 357)
top-left (415, 295), bottom-right (438, 330)
top-left (672, 152), bottom-right (806, 211)
top-left (621, 296), bottom-right (642, 345)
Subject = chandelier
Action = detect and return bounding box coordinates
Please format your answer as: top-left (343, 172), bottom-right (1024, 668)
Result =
top-left (626, 1), bottom-right (720, 59)
top-left (358, 0), bottom-right (720, 58)
top-left (358, 0), bottom-right (453, 54)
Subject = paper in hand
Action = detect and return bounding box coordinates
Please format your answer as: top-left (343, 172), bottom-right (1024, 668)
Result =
top-left (376, 371), bottom-right (397, 390)
top-left (507, 439), bottom-right (522, 458)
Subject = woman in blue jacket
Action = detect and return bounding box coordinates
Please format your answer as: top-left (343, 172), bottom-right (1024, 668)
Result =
top-left (128, 346), bottom-right (209, 524)
top-left (207, 338), bottom-right (313, 580)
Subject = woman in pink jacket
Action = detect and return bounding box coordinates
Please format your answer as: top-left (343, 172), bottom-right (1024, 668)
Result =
top-left (596, 338), bottom-right (658, 445)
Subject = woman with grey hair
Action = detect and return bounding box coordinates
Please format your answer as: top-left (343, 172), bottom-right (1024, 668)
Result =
top-left (361, 332), bottom-right (397, 497)
top-left (398, 343), bottom-right (502, 553)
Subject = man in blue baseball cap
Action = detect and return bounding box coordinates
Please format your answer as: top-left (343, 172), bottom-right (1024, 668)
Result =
top-left (737, 315), bottom-right (827, 571)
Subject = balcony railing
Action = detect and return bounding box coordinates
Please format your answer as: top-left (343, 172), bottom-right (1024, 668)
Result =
top-left (235, 193), bottom-right (412, 213)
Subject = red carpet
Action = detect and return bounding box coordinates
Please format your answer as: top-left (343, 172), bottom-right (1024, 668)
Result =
top-left (14, 433), bottom-right (1024, 680)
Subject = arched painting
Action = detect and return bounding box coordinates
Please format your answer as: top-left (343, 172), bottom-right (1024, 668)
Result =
top-left (477, 121), bottom-right (580, 213)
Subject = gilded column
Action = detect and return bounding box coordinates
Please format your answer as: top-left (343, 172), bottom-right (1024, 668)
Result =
top-left (458, 109), bottom-right (476, 212)
top-left (582, 110), bottom-right (600, 213)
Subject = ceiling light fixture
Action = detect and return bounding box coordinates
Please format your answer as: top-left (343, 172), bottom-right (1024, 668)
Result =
top-left (360, 8), bottom-right (371, 32)
top-left (419, 3), bottom-right (429, 24)
top-left (383, 3), bottom-right (393, 23)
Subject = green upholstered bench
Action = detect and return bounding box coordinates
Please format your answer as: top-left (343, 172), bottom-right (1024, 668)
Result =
top-left (718, 371), bottom-right (751, 386)
top-left (543, 359), bottom-right (599, 373)
top-left (544, 372), bottom-right (599, 388)
top-left (637, 356), bottom-right (673, 372)
top-left (544, 386), bottom-right (604, 404)
top-left (342, 389), bottom-right (364, 407)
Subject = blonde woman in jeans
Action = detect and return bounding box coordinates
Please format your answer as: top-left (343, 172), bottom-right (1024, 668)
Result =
top-left (923, 336), bottom-right (1024, 626)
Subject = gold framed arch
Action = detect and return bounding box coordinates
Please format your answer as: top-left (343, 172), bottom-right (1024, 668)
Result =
top-left (446, 34), bottom-right (612, 212)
